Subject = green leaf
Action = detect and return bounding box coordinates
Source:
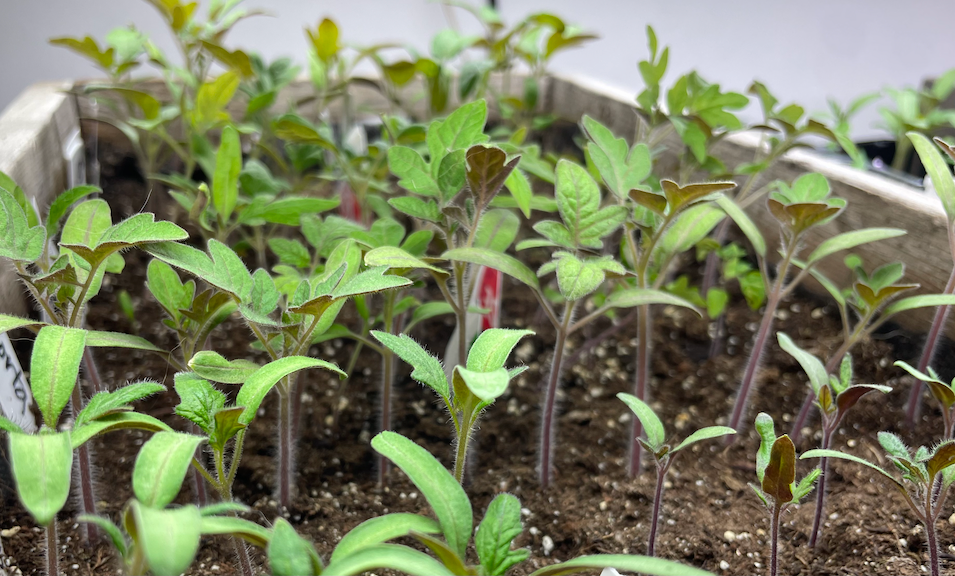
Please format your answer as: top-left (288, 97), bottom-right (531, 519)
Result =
top-left (926, 442), bottom-right (955, 479)
top-left (909, 132), bottom-right (955, 222)
top-left (603, 288), bottom-right (701, 315)
top-left (705, 288), bottom-right (729, 318)
top-left (427, 100), bottom-right (489, 165)
top-left (437, 149), bottom-right (467, 201)
top-left (372, 331), bottom-right (448, 399)
top-left (322, 544), bottom-right (455, 576)
top-left (133, 431), bottom-right (204, 508)
top-left (617, 393), bottom-right (665, 451)
top-left (75, 381), bottom-right (164, 427)
top-left (0, 314), bottom-right (45, 334)
top-left (801, 449), bottom-right (903, 489)
top-left (188, 351), bottom-right (259, 384)
top-left (714, 195), bottom-right (766, 257)
top-left (146, 259), bottom-right (193, 323)
top-left (174, 372), bottom-right (226, 434)
top-left (269, 238), bottom-right (311, 268)
top-left (84, 330), bottom-right (163, 352)
top-left (371, 431), bottom-right (472, 559)
top-left (454, 366), bottom-right (510, 403)
top-left (146, 239), bottom-right (252, 300)
top-left (77, 515), bottom-right (127, 557)
top-left (329, 266), bottom-right (414, 300)
top-left (777, 333), bottom-right (828, 395)
top-left (269, 518), bottom-right (323, 576)
top-left (654, 204), bottom-right (725, 262)
top-left (555, 253), bottom-right (615, 301)
top-left (71, 412), bottom-right (171, 449)
top-left (466, 328), bottom-right (534, 372)
top-left (581, 115), bottom-right (651, 198)
top-left (475, 209), bottom-right (520, 252)
top-left (31, 326), bottom-right (87, 428)
top-left (555, 160), bottom-right (626, 248)
top-left (389, 196), bottom-right (441, 222)
top-left (443, 247), bottom-right (539, 290)
top-left (762, 435), bottom-right (796, 504)
top-left (807, 228), bottom-right (906, 265)
top-left (754, 412), bottom-right (776, 483)
top-left (126, 501), bottom-right (202, 576)
top-left (389, 146), bottom-right (441, 197)
top-left (241, 196), bottom-right (339, 226)
top-left (237, 357), bottom-right (345, 425)
top-left (528, 554), bottom-right (713, 576)
top-left (199, 515), bottom-right (270, 548)
top-left (9, 431), bottom-right (73, 526)
top-left (0, 185), bottom-right (45, 262)
top-left (331, 513), bottom-right (441, 563)
top-left (673, 426), bottom-right (736, 452)
top-left (365, 246), bottom-right (444, 273)
top-left (476, 493), bottom-right (528, 576)
top-left (504, 169), bottom-right (533, 218)
top-left (883, 294), bottom-right (955, 318)
top-left (45, 185), bottom-right (99, 236)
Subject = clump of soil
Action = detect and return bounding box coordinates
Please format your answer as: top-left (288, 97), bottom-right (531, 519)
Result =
top-left (0, 136), bottom-right (951, 576)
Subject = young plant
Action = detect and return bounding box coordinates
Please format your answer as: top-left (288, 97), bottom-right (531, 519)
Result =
top-left (788, 257), bottom-right (955, 442)
top-left (0, 324), bottom-right (171, 576)
top-left (777, 333), bottom-right (890, 547)
top-left (145, 237), bottom-right (397, 506)
top-left (618, 393), bottom-right (734, 556)
top-left (450, 156), bottom-right (699, 486)
top-left (372, 327), bottom-right (532, 483)
top-left (879, 71), bottom-right (955, 172)
top-left (305, 431), bottom-right (715, 576)
top-left (896, 361), bottom-right (955, 439)
top-left (905, 133), bottom-right (955, 426)
top-left (751, 413), bottom-right (820, 576)
top-left (803, 434), bottom-right (955, 576)
top-left (82, 431), bottom-right (270, 576)
top-left (725, 173), bottom-right (904, 436)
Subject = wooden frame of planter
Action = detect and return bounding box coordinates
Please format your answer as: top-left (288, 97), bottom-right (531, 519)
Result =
top-left (5, 73), bottom-right (949, 336)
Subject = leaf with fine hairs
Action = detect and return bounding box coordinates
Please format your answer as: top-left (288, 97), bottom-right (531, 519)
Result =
top-left (372, 332), bottom-right (448, 399)
top-left (9, 431), bottom-right (73, 526)
top-left (132, 431), bottom-right (205, 508)
top-left (31, 326), bottom-right (87, 428)
top-left (762, 435), bottom-right (796, 504)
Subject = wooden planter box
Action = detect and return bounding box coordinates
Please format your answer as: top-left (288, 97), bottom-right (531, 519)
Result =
top-left (2, 74), bottom-right (948, 337)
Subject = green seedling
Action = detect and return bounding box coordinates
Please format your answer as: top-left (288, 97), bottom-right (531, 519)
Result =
top-left (306, 431), bottom-right (715, 576)
top-left (81, 431), bottom-right (270, 576)
top-left (146, 237), bottom-right (402, 506)
top-left (0, 174), bottom-right (188, 541)
top-left (896, 361), bottom-right (955, 439)
top-left (879, 71), bottom-right (955, 172)
top-left (618, 393), bottom-right (734, 556)
top-left (452, 152), bottom-right (700, 485)
top-left (373, 327), bottom-right (532, 483)
top-left (788, 257), bottom-right (955, 442)
top-left (905, 133), bottom-right (955, 426)
top-left (0, 325), bottom-right (171, 576)
top-left (751, 413), bottom-right (820, 576)
top-left (725, 173), bottom-right (904, 437)
top-left (821, 92), bottom-right (881, 169)
top-left (804, 434), bottom-right (955, 576)
top-left (777, 334), bottom-right (890, 547)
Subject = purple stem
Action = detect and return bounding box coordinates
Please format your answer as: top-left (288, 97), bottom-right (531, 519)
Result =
top-left (70, 383), bottom-right (98, 543)
top-left (81, 348), bottom-right (105, 393)
top-left (906, 267), bottom-right (955, 428)
top-left (727, 293), bottom-right (779, 438)
top-left (770, 503), bottom-right (782, 576)
top-left (809, 427), bottom-right (833, 548)
top-left (46, 520), bottom-right (59, 576)
top-left (790, 345), bottom-right (847, 444)
top-left (628, 304), bottom-right (651, 476)
top-left (188, 422), bottom-right (209, 507)
top-left (647, 461), bottom-right (670, 557)
top-left (926, 504), bottom-right (941, 576)
top-left (539, 301), bottom-right (574, 488)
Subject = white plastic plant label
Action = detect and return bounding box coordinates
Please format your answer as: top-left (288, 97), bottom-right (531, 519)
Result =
top-left (0, 333), bottom-right (37, 433)
top-left (62, 127), bottom-right (86, 189)
top-left (444, 264), bottom-right (503, 374)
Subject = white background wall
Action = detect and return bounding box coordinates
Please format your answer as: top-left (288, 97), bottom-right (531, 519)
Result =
top-left (2, 0), bottom-right (954, 139)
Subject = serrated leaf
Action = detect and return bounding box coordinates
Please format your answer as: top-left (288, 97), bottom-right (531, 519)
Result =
top-left (476, 493), bottom-right (528, 576)
top-left (372, 332), bottom-right (448, 399)
top-left (389, 146), bottom-right (441, 197)
top-left (555, 160), bottom-right (626, 248)
top-left (269, 237), bottom-right (311, 268)
top-left (581, 115), bottom-right (651, 198)
top-left (389, 196), bottom-right (441, 222)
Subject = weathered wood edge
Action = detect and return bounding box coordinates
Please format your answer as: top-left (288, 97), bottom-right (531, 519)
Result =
top-left (0, 81), bottom-right (80, 316)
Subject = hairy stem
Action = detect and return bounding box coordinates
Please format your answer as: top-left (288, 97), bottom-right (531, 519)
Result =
top-left (770, 503), bottom-right (782, 576)
top-left (70, 384), bottom-right (98, 543)
top-left (906, 266), bottom-right (955, 427)
top-left (453, 415), bottom-right (474, 485)
top-left (809, 428), bottom-right (833, 547)
top-left (926, 494), bottom-right (941, 576)
top-left (46, 520), bottom-right (59, 576)
top-left (647, 462), bottom-right (669, 556)
top-left (629, 303), bottom-right (652, 476)
top-left (727, 291), bottom-right (778, 438)
top-left (540, 301), bottom-right (575, 488)
top-left (81, 348), bottom-right (105, 394)
top-left (277, 385), bottom-right (293, 508)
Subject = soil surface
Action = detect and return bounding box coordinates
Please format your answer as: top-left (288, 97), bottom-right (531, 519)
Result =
top-left (2, 135), bottom-right (954, 576)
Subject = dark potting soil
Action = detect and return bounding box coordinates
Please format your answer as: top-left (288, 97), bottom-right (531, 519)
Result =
top-left (1, 136), bottom-right (954, 576)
